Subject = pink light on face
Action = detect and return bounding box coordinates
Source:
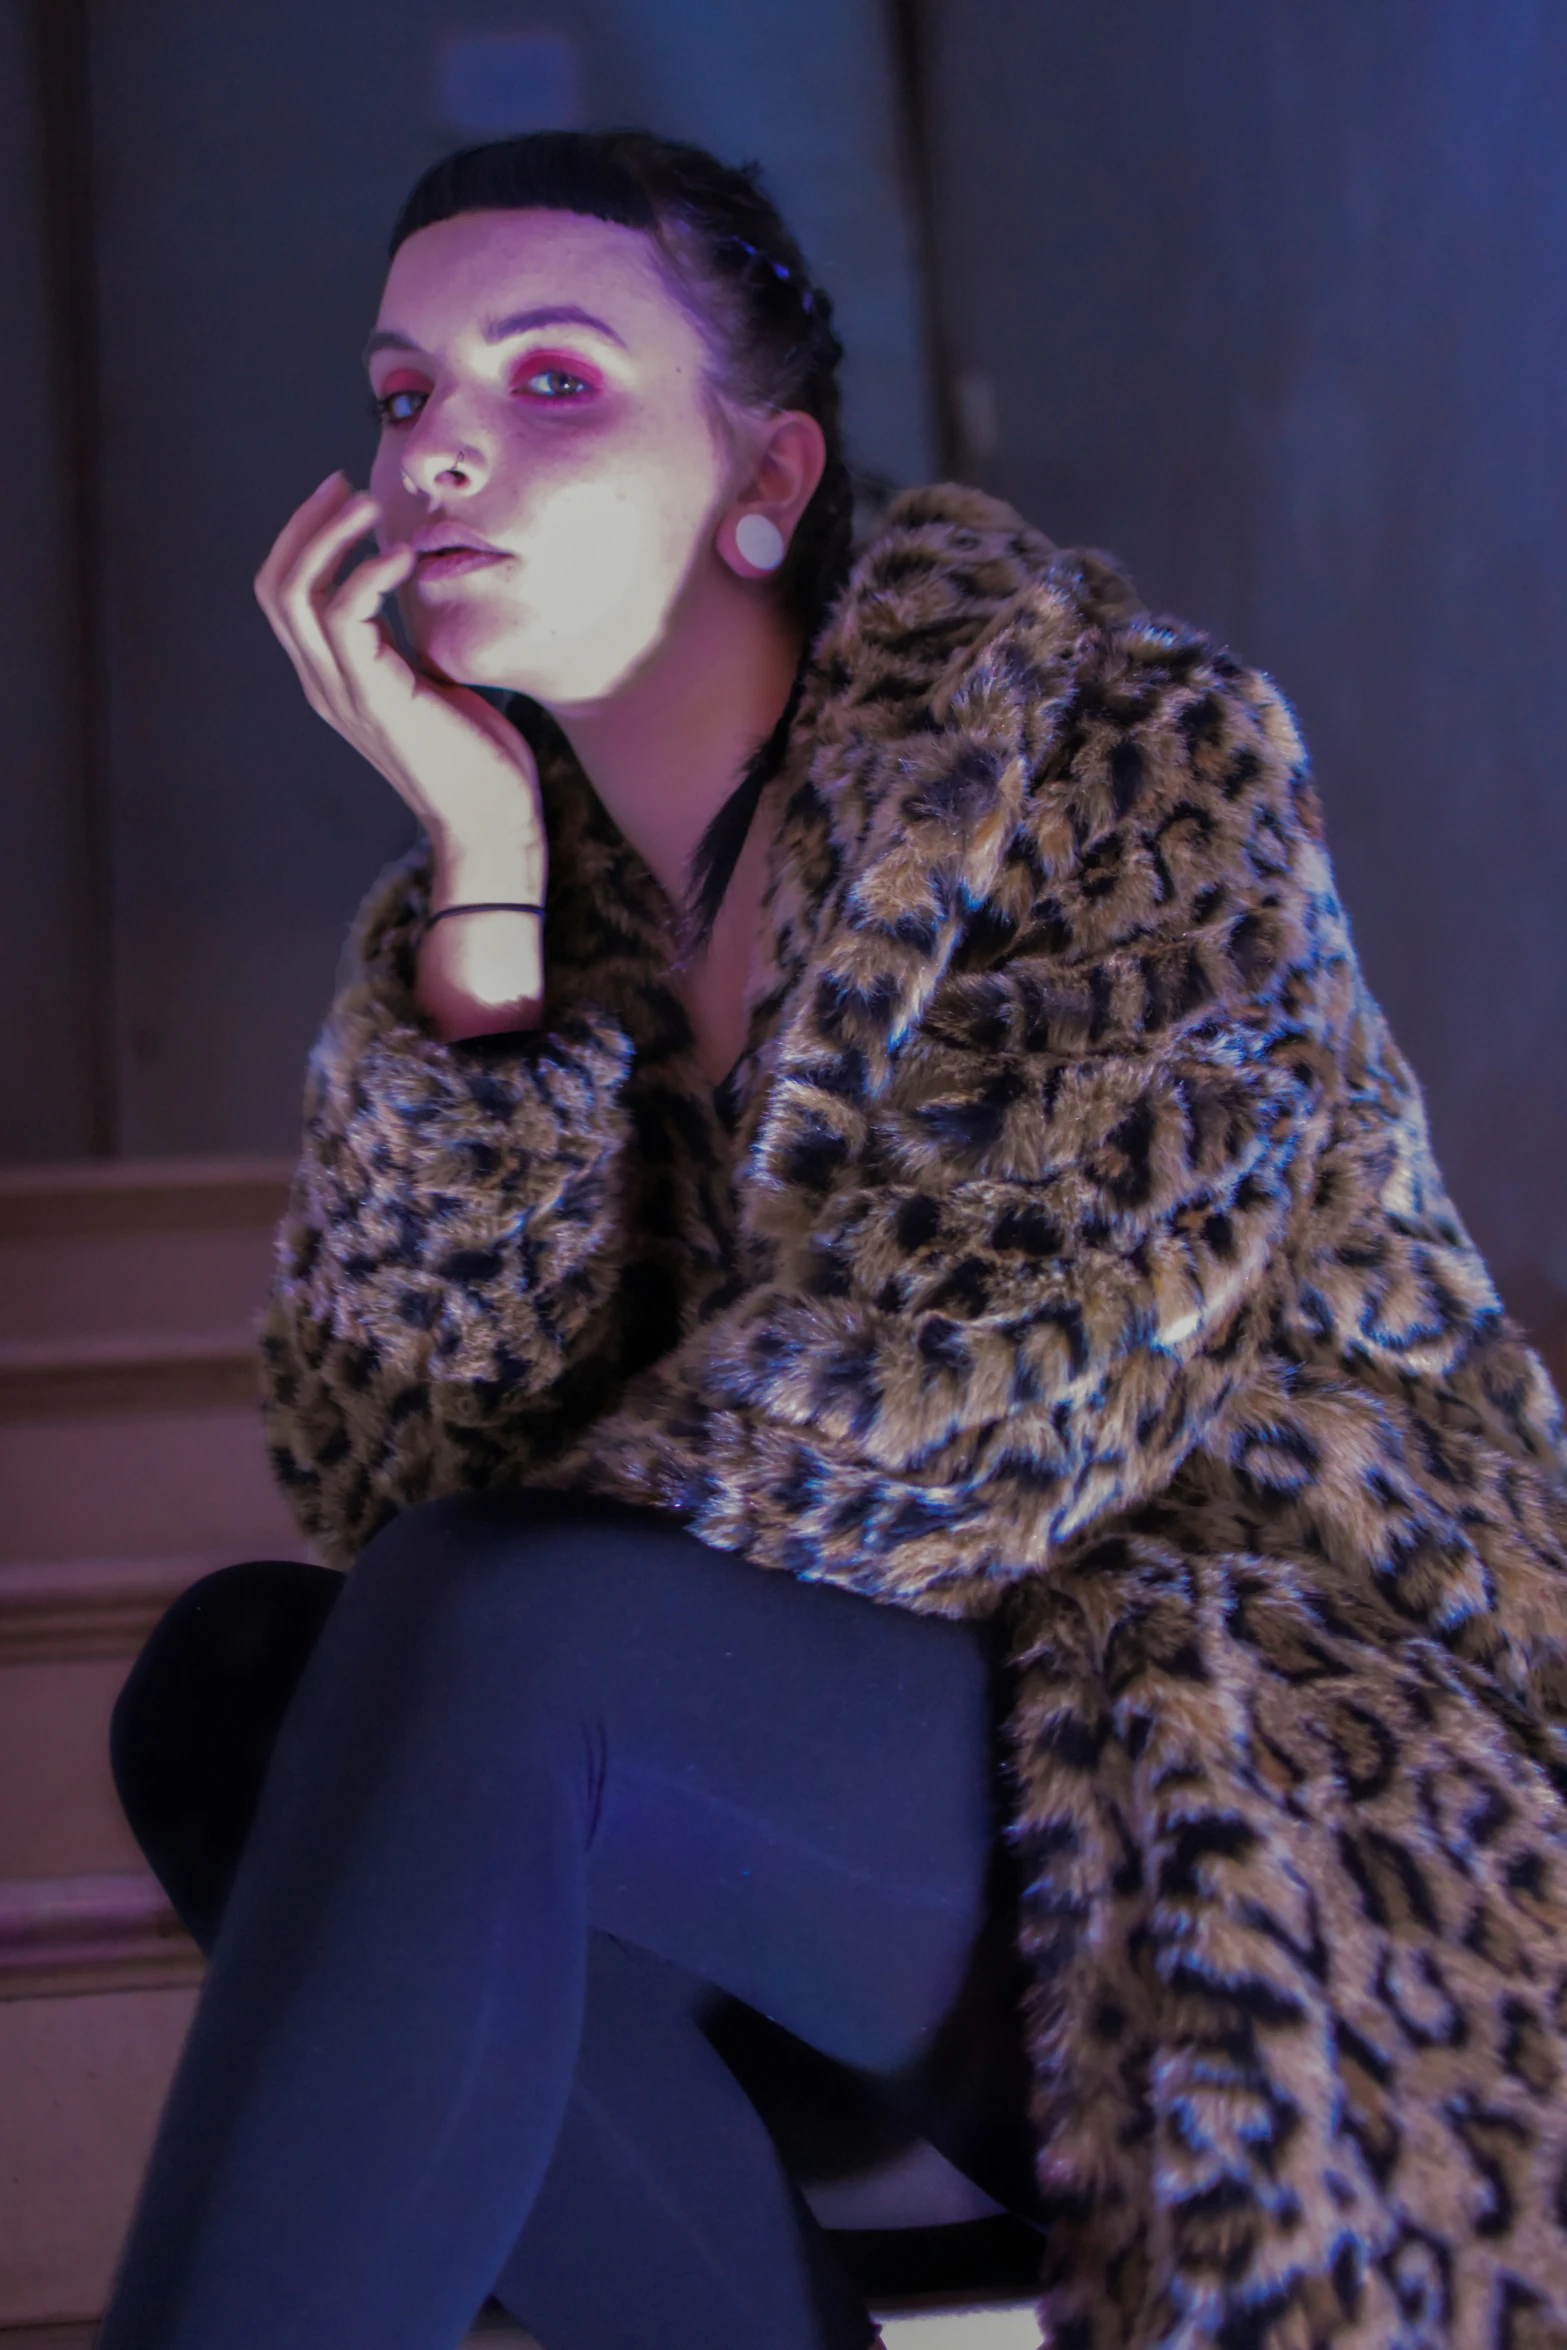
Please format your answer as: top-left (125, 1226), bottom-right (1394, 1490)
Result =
top-left (362, 207), bottom-right (734, 703)
top-left (372, 368), bottom-right (431, 430)
top-left (505, 351), bottom-right (603, 406)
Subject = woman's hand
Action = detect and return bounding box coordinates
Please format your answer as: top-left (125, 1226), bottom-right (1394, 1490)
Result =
top-left (254, 472), bottom-right (546, 890)
top-left (255, 472), bottom-right (547, 1039)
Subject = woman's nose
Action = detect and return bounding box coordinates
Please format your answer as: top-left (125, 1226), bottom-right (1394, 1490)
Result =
top-left (399, 407), bottom-right (490, 496)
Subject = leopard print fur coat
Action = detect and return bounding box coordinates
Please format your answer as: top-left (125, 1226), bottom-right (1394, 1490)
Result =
top-left (262, 482), bottom-right (1567, 2348)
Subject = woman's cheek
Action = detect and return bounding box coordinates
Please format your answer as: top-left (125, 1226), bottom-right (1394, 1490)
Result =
top-left (533, 482), bottom-right (659, 618)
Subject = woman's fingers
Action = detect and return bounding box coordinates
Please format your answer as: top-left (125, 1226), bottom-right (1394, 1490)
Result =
top-left (327, 540), bottom-right (416, 630)
top-left (276, 491), bottom-right (382, 633)
top-left (256, 482), bottom-right (370, 698)
top-left (317, 547), bottom-right (421, 722)
top-left (260, 487), bottom-right (403, 723)
top-left (254, 472), bottom-right (355, 621)
top-left (254, 475), bottom-right (544, 847)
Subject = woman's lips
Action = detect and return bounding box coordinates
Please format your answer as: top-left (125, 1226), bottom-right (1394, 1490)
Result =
top-left (413, 546), bottom-right (509, 579)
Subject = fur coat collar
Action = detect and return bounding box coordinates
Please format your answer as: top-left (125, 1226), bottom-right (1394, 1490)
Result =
top-left (264, 482), bottom-right (1567, 2346)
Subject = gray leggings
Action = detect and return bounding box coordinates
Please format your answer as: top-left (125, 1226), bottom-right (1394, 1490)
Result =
top-left (102, 1492), bottom-right (1039, 2350)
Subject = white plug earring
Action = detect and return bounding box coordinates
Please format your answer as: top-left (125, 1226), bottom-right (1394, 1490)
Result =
top-left (735, 513), bottom-right (786, 572)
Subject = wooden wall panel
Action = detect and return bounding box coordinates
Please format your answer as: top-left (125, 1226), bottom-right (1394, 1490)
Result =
top-left (0, 1), bottom-right (98, 1159)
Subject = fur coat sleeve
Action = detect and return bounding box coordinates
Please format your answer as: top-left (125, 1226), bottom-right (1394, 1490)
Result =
top-left (258, 841), bottom-right (638, 1551)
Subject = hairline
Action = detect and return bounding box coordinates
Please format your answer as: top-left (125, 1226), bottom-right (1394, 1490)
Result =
top-left (633, 211), bottom-right (791, 475)
top-left (388, 198), bottom-right (780, 453)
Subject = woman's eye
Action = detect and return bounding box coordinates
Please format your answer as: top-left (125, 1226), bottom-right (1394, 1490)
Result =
top-left (372, 387), bottom-right (426, 427)
top-left (516, 364), bottom-right (592, 400)
top-left (369, 363), bottom-right (593, 429)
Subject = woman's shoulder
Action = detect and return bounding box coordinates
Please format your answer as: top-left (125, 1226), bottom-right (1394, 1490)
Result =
top-left (840, 479), bottom-right (1181, 655)
top-left (807, 480), bottom-right (1317, 928)
top-left (822, 480), bottom-right (1302, 783)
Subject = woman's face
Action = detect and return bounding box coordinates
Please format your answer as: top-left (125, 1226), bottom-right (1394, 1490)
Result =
top-left (366, 207), bottom-right (745, 703)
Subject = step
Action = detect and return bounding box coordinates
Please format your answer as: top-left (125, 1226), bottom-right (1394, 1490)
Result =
top-left (0, 1553), bottom-right (320, 1884)
top-left (0, 1872), bottom-right (201, 2003)
top-left (0, 1156), bottom-right (305, 1563)
top-left (0, 1877), bottom-right (1039, 2339)
top-left (0, 1550), bottom-right (280, 1666)
top-left (0, 1870), bottom-right (202, 2324)
top-left (0, 1946), bottom-right (1037, 2339)
top-left (0, 1157), bottom-right (291, 1348)
top-left (0, 1332), bottom-right (261, 1419)
top-left (0, 1981), bottom-right (200, 2327)
top-left (0, 1653), bottom-right (156, 1881)
top-left (0, 1400), bottom-right (307, 1564)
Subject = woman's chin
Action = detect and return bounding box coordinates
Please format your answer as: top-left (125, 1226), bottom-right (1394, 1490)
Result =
top-left (412, 611), bottom-right (528, 693)
top-left (411, 602), bottom-right (663, 706)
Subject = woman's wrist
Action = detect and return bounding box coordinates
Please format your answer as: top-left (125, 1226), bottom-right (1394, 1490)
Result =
top-left (416, 840), bottom-right (548, 1041)
top-left (415, 908), bottom-right (545, 1041)
top-left (425, 900), bottom-right (545, 928)
top-left (429, 829), bottom-right (546, 915)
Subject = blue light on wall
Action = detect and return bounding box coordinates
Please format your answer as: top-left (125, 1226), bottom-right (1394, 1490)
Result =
top-left (434, 29), bottom-right (584, 138)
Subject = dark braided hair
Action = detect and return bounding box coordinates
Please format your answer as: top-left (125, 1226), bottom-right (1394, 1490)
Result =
top-left (389, 131), bottom-right (855, 946)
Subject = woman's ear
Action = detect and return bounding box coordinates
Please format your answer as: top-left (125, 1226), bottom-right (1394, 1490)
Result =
top-left (718, 411), bottom-right (828, 579)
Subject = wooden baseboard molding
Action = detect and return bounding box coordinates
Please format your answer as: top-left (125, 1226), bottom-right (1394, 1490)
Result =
top-left (0, 1156), bottom-right (293, 1240)
top-left (0, 1552), bottom-right (215, 1665)
top-left (0, 1333), bottom-right (264, 1421)
top-left (0, 1872), bottom-right (204, 2001)
top-left (0, 1550), bottom-right (321, 1664)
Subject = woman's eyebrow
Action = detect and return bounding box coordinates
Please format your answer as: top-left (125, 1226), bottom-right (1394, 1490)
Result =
top-left (363, 305), bottom-right (629, 364)
top-left (484, 304), bottom-right (629, 348)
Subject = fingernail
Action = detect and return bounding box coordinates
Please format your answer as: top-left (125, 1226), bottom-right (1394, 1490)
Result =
top-left (314, 470), bottom-right (344, 495)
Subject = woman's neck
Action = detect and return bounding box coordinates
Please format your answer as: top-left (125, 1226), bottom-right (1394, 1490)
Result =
top-left (547, 558), bottom-right (805, 918)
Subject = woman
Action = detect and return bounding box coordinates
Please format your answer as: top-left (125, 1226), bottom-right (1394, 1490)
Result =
top-left (104, 129), bottom-right (1567, 2350)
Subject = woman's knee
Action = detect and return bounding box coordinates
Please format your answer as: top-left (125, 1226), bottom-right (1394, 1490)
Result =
top-left (343, 1489), bottom-right (621, 1688)
top-left (110, 1558), bottom-right (341, 1794)
top-left (110, 1559), bottom-right (344, 1946)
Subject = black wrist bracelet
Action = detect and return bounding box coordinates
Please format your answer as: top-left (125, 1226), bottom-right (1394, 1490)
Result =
top-left (425, 901), bottom-right (545, 926)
